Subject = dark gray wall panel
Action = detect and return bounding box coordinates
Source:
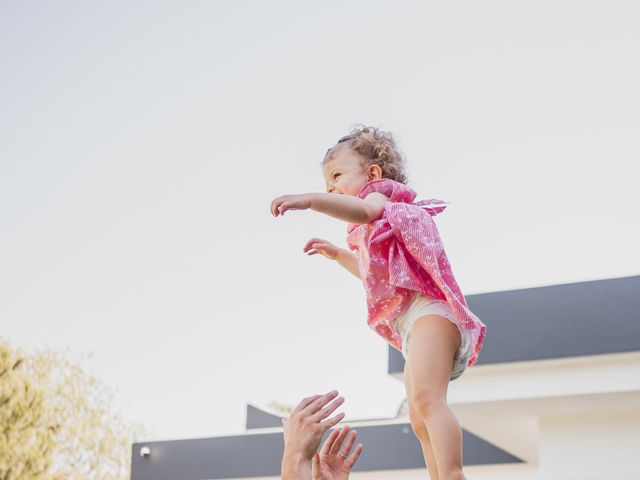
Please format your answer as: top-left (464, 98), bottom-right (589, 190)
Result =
top-left (348, 423), bottom-right (521, 471)
top-left (389, 276), bottom-right (640, 374)
top-left (131, 423), bottom-right (521, 480)
top-left (131, 433), bottom-right (285, 480)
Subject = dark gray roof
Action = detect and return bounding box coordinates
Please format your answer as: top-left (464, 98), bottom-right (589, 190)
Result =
top-left (389, 275), bottom-right (640, 374)
top-left (246, 404), bottom-right (284, 429)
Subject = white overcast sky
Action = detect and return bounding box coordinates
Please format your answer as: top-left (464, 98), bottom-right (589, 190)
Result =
top-left (1, 1), bottom-right (638, 441)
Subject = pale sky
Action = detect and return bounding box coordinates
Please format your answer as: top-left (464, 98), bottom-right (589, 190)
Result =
top-left (1, 0), bottom-right (638, 441)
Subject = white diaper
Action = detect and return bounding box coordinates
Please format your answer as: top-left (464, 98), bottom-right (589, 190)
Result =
top-left (393, 294), bottom-right (472, 381)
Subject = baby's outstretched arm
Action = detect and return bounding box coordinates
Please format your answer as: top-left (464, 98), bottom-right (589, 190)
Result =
top-left (271, 192), bottom-right (388, 224)
top-left (303, 238), bottom-right (360, 279)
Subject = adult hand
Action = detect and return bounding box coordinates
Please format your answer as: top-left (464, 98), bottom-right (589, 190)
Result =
top-left (281, 391), bottom-right (345, 480)
top-left (270, 193), bottom-right (314, 217)
top-left (303, 238), bottom-right (340, 260)
top-left (312, 425), bottom-right (363, 480)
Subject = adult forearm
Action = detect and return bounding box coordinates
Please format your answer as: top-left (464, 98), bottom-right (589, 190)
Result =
top-left (281, 452), bottom-right (312, 480)
top-left (309, 193), bottom-right (374, 224)
top-left (335, 248), bottom-right (361, 279)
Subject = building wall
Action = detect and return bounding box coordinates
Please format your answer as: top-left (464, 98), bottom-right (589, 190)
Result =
top-left (539, 410), bottom-right (640, 480)
top-left (132, 277), bottom-right (640, 480)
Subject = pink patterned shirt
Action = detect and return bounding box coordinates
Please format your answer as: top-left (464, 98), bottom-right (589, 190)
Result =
top-left (346, 179), bottom-right (487, 366)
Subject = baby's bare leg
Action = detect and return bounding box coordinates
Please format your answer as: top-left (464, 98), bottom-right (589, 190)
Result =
top-left (404, 364), bottom-right (439, 480)
top-left (407, 315), bottom-right (466, 480)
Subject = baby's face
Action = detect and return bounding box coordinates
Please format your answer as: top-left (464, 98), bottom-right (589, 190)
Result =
top-left (322, 146), bottom-right (374, 196)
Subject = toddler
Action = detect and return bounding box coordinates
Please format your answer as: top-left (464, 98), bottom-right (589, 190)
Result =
top-left (270, 125), bottom-right (487, 480)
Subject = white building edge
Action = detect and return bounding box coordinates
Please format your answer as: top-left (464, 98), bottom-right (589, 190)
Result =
top-left (132, 275), bottom-right (640, 480)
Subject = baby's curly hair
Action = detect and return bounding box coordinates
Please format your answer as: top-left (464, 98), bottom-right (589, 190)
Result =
top-left (323, 124), bottom-right (408, 184)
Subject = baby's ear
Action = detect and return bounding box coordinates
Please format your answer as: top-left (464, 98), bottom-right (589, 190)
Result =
top-left (368, 164), bottom-right (383, 180)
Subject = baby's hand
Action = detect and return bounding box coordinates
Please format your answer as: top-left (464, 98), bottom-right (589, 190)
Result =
top-left (303, 238), bottom-right (340, 260)
top-left (270, 193), bottom-right (313, 217)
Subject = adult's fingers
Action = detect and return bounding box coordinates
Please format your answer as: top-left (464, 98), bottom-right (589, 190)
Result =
top-left (319, 428), bottom-right (341, 456)
top-left (340, 430), bottom-right (358, 458)
top-left (293, 394), bottom-right (322, 413)
top-left (345, 443), bottom-right (364, 468)
top-left (320, 411), bottom-right (345, 430)
top-left (304, 390), bottom-right (339, 415)
top-left (309, 394), bottom-right (344, 421)
top-left (328, 425), bottom-right (350, 455)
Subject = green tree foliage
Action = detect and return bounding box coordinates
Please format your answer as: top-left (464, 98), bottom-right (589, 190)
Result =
top-left (0, 341), bottom-right (144, 480)
top-left (0, 344), bottom-right (52, 479)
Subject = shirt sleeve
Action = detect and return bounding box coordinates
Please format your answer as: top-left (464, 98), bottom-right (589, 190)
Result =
top-left (356, 179), bottom-right (417, 203)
